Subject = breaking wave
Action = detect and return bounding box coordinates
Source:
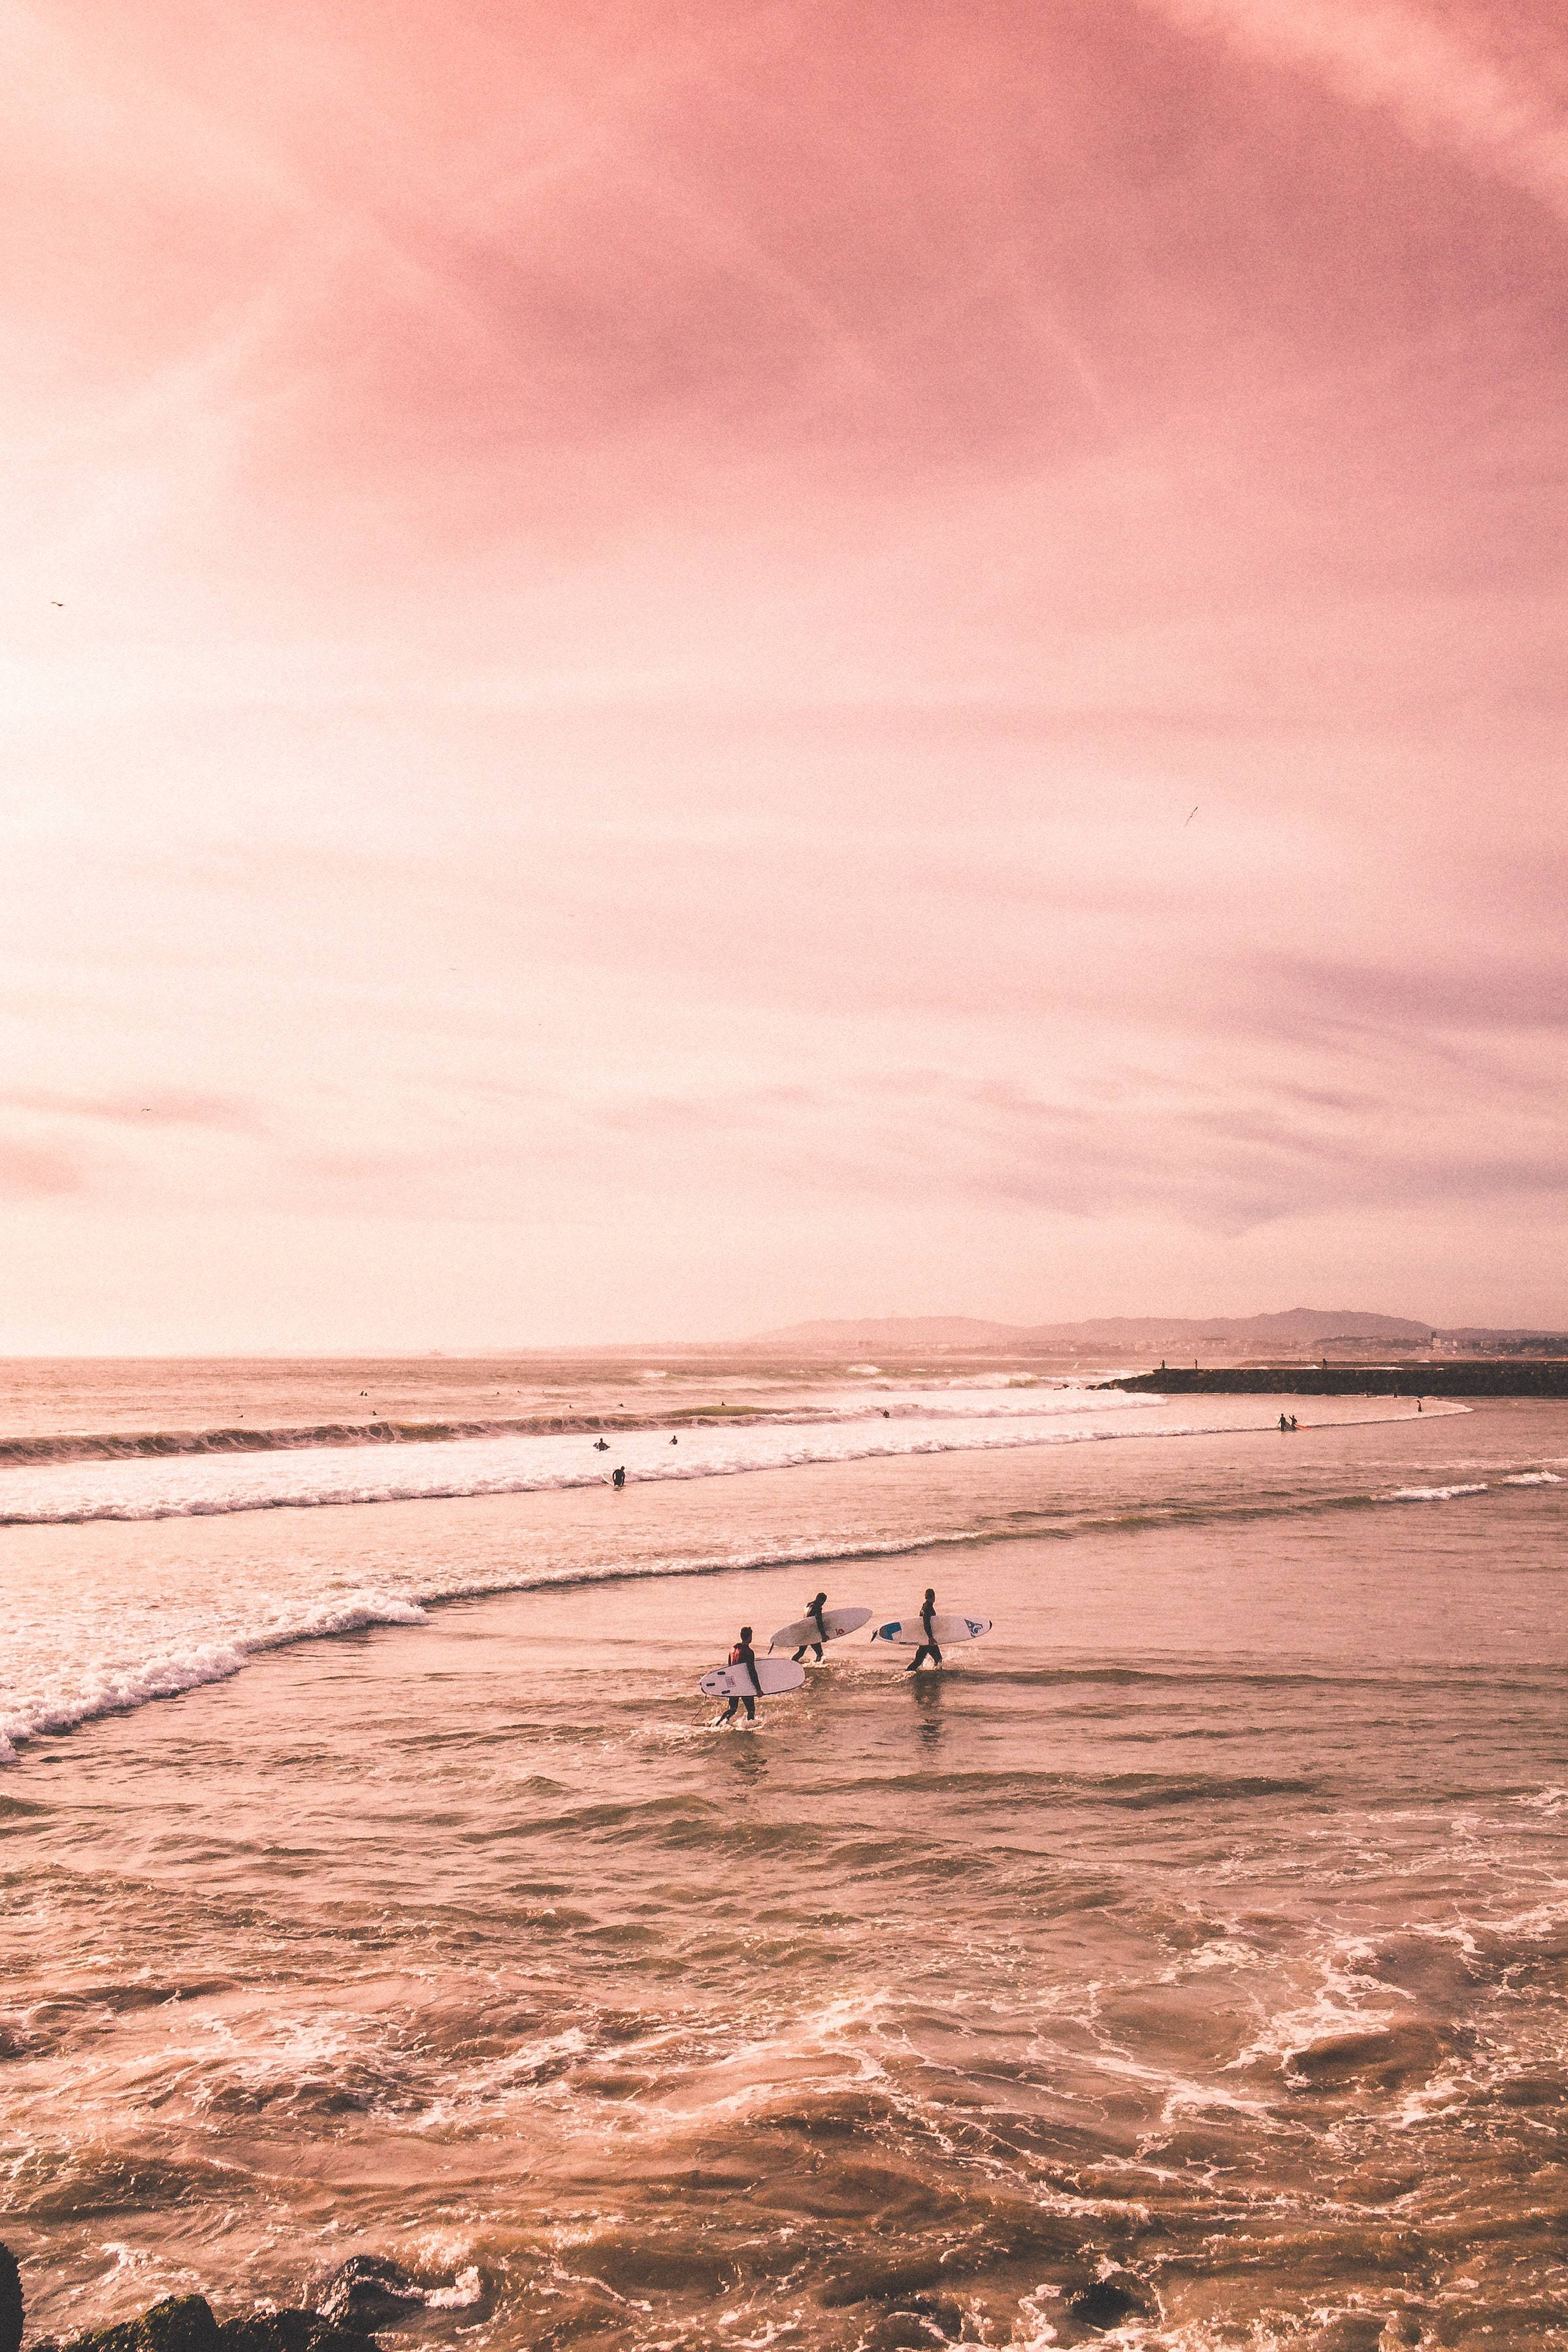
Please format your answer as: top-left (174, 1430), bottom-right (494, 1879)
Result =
top-left (0, 1396), bottom-right (1461, 1529)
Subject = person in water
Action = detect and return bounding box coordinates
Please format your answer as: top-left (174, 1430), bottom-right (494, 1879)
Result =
top-left (1279, 1413), bottom-right (1290, 1432)
top-left (719, 1625), bottom-right (762, 1723)
top-left (907, 1588), bottom-right (942, 1672)
top-left (611, 1465), bottom-right (626, 1488)
top-left (792, 1592), bottom-right (830, 1664)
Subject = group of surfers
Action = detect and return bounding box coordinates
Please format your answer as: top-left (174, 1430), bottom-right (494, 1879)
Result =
top-left (715, 1588), bottom-right (943, 1723)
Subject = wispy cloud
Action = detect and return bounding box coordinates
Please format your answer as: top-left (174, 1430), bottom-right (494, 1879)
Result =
top-left (1142, 0), bottom-right (1568, 221)
top-left (3, 1090), bottom-right (259, 1130)
top-left (0, 1137), bottom-right (86, 1200)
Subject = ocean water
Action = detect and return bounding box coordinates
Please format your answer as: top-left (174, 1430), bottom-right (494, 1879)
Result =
top-left (1, 1356), bottom-right (1565, 2352)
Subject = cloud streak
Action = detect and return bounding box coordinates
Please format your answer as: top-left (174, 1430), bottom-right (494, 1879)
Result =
top-left (1143, 0), bottom-right (1568, 221)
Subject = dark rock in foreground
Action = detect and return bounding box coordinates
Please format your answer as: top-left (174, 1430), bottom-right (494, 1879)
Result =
top-left (1, 2244), bottom-right (22, 2352)
top-left (223, 2311), bottom-right (382, 2352)
top-left (47, 2293), bottom-right (381, 2352)
top-left (1067, 2274), bottom-right (1149, 2329)
top-left (314, 2262), bottom-right (425, 2335)
top-left (0, 2247), bottom-right (450, 2352)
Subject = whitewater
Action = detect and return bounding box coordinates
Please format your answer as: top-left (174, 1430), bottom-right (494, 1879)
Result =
top-left (5, 1355), bottom-right (1568, 2352)
top-left (0, 1377), bottom-right (1463, 1763)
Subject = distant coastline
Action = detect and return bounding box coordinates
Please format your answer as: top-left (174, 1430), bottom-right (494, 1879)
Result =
top-left (744, 1309), bottom-right (1568, 1358)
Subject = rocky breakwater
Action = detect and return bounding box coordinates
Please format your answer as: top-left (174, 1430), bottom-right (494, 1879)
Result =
top-left (0, 2251), bottom-right (468, 2352)
top-left (1100, 1360), bottom-right (1568, 1397)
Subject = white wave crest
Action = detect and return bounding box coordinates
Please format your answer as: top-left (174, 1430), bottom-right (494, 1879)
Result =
top-left (1392, 1484), bottom-right (1488, 1502)
top-left (0, 1392), bottom-right (1451, 1533)
top-left (0, 1592), bottom-right (428, 1764)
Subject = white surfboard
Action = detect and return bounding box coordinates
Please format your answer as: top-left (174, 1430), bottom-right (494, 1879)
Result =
top-left (768, 1606), bottom-right (872, 1651)
top-left (698, 1658), bottom-right (806, 1699)
top-left (872, 1614), bottom-right (992, 1647)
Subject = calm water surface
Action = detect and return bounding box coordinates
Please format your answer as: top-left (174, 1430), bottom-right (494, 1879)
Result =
top-left (2, 1361), bottom-right (1565, 2352)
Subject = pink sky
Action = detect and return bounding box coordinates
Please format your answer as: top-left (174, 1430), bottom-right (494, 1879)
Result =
top-left (4, 0), bottom-right (1566, 1349)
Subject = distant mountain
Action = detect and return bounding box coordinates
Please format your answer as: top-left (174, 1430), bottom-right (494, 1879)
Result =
top-left (745, 1309), bottom-right (1568, 1356)
top-left (745, 1308), bottom-right (1439, 1352)
top-left (1024, 1309), bottom-right (1436, 1349)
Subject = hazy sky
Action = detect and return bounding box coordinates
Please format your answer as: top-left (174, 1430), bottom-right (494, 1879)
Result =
top-left (4, 0), bottom-right (1565, 1349)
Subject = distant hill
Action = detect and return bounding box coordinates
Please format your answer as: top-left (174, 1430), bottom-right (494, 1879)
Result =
top-left (746, 1308), bottom-right (1439, 1352)
top-left (1025, 1309), bottom-right (1436, 1349)
top-left (743, 1309), bottom-right (1568, 1357)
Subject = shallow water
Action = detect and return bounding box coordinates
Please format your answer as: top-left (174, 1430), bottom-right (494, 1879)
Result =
top-left (3, 1362), bottom-right (1566, 2351)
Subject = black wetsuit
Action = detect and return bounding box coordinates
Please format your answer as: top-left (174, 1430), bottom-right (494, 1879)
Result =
top-left (793, 1599), bottom-right (829, 1663)
top-left (908, 1598), bottom-right (943, 1671)
top-left (721, 1639), bottom-right (762, 1722)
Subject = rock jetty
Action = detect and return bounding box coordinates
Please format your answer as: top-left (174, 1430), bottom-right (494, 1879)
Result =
top-left (1100, 1360), bottom-right (1568, 1398)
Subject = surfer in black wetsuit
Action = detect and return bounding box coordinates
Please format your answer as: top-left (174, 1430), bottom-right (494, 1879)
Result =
top-left (907, 1588), bottom-right (942, 1672)
top-left (792, 1592), bottom-right (830, 1663)
top-left (611, 1465), bottom-right (626, 1488)
top-left (719, 1625), bottom-right (762, 1723)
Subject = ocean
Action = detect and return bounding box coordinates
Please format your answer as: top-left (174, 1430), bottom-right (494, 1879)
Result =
top-left (2, 1355), bottom-right (1565, 2351)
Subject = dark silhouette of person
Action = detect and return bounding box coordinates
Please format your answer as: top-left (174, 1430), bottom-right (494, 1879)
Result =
top-left (612, 1465), bottom-right (625, 1488)
top-left (594, 1437), bottom-right (610, 1450)
top-left (792, 1592), bottom-right (830, 1663)
top-left (1279, 1413), bottom-right (1290, 1431)
top-left (907, 1588), bottom-right (942, 1672)
top-left (719, 1625), bottom-right (762, 1723)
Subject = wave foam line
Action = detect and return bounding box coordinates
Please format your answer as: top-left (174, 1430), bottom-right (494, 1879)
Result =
top-left (1392, 1482), bottom-right (1489, 1501)
top-left (0, 1403), bottom-right (1458, 1529)
top-left (0, 1529), bottom-right (988, 1764)
top-left (1, 1427), bottom-right (1550, 1766)
top-left (0, 1595), bottom-right (429, 1765)
top-left (0, 1389), bottom-right (1142, 1469)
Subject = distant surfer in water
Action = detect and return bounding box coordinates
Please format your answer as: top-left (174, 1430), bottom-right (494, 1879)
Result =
top-left (792, 1592), bottom-right (830, 1663)
top-left (612, 1465), bottom-right (626, 1488)
top-left (719, 1625), bottom-right (762, 1723)
top-left (907, 1588), bottom-right (942, 1672)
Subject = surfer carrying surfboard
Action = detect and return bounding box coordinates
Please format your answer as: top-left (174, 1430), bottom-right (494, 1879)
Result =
top-left (792, 1593), bottom-right (830, 1663)
top-left (717, 1627), bottom-right (764, 1723)
top-left (907, 1588), bottom-right (942, 1672)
